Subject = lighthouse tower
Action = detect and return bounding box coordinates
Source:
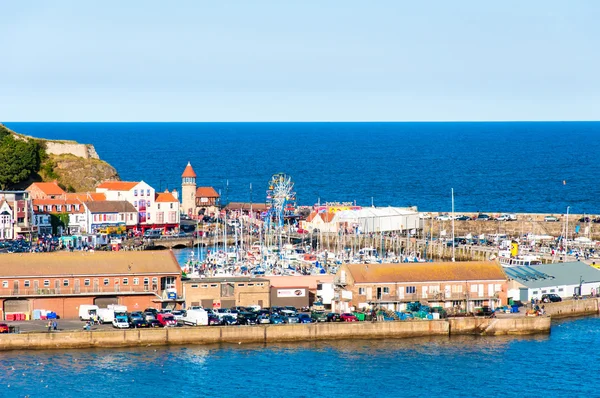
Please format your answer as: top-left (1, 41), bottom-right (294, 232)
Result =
top-left (181, 162), bottom-right (197, 216)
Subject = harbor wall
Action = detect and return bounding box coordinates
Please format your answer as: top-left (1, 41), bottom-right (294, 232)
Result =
top-left (540, 298), bottom-right (600, 319)
top-left (0, 318), bottom-right (547, 351)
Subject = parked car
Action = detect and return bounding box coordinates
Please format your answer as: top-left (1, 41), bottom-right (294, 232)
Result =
top-left (0, 323), bottom-right (9, 333)
top-left (544, 216), bottom-right (560, 222)
top-left (207, 314), bottom-right (221, 326)
top-left (238, 312), bottom-right (258, 325)
top-left (156, 313), bottom-right (177, 327)
top-left (130, 319), bottom-right (149, 328)
top-left (128, 312), bottom-right (144, 323)
top-left (476, 214), bottom-right (491, 221)
top-left (257, 314), bottom-right (271, 324)
top-left (285, 306), bottom-right (298, 313)
top-left (270, 315), bottom-right (285, 324)
top-left (541, 294), bottom-right (562, 303)
top-left (220, 315), bottom-right (238, 326)
top-left (419, 213), bottom-right (432, 219)
top-left (340, 313), bottom-right (358, 322)
top-left (281, 311), bottom-right (300, 324)
top-left (297, 313), bottom-right (313, 324)
top-left (326, 313), bottom-right (342, 322)
top-left (579, 217), bottom-right (591, 223)
top-left (311, 311), bottom-right (328, 322)
top-left (435, 214), bottom-right (452, 221)
top-left (476, 306), bottom-right (494, 317)
top-left (455, 215), bottom-right (471, 221)
top-left (171, 310), bottom-right (186, 321)
top-left (147, 319), bottom-right (162, 328)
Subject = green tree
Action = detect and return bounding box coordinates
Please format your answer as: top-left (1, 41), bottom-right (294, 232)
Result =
top-left (0, 135), bottom-right (43, 190)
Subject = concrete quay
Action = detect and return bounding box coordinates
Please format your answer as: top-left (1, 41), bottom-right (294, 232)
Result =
top-left (537, 297), bottom-right (600, 319)
top-left (0, 316), bottom-right (550, 351)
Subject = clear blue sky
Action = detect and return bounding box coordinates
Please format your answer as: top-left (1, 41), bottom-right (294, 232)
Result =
top-left (1, 1), bottom-right (598, 121)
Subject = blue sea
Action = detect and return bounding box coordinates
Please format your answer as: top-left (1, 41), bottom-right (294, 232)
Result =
top-left (1, 316), bottom-right (599, 398)
top-left (5, 122), bottom-right (600, 214)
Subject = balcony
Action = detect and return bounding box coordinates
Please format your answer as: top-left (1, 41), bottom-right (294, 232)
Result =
top-left (368, 292), bottom-right (497, 303)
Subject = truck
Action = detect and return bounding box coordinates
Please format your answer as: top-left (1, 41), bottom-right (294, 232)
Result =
top-left (78, 305), bottom-right (99, 321)
top-left (112, 312), bottom-right (129, 329)
top-left (156, 313), bottom-right (177, 327)
top-left (181, 309), bottom-right (208, 326)
top-left (97, 305), bottom-right (128, 324)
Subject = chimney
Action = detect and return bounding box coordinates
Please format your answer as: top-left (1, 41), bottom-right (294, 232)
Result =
top-left (171, 189), bottom-right (178, 200)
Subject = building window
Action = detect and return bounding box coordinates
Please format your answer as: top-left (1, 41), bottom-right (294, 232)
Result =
top-left (2, 281), bottom-right (7, 288)
top-left (158, 204), bottom-right (161, 210)
top-left (257, 283), bottom-right (264, 286)
top-left (201, 284), bottom-right (208, 288)
top-left (358, 287), bottom-right (365, 295)
top-left (541, 290), bottom-right (547, 294)
top-left (170, 203), bottom-right (173, 209)
top-left (133, 278), bottom-right (139, 285)
top-left (406, 286), bottom-right (416, 294)
top-left (147, 189), bottom-right (150, 196)
top-left (114, 279), bottom-right (120, 285)
top-left (152, 277), bottom-right (158, 285)
top-left (134, 189), bottom-right (138, 196)
top-left (123, 278), bottom-right (128, 285)
top-left (84, 279), bottom-right (90, 286)
top-left (473, 300), bottom-right (484, 307)
top-left (550, 289), bottom-right (555, 293)
top-left (383, 287), bottom-right (390, 294)
top-left (104, 278), bottom-right (109, 286)
top-left (532, 291), bottom-right (539, 295)
top-left (24, 280), bottom-right (30, 288)
top-left (191, 284), bottom-right (199, 288)
top-left (247, 283), bottom-right (254, 286)
top-left (452, 301), bottom-right (462, 307)
top-left (237, 283), bottom-right (245, 287)
top-left (144, 278), bottom-right (149, 285)
top-left (210, 284), bottom-right (217, 288)
top-left (63, 279), bottom-right (69, 287)
top-left (558, 288), bottom-right (564, 292)
top-left (44, 280), bottom-right (50, 287)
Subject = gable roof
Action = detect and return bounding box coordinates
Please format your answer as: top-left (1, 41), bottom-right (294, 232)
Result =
top-left (503, 261), bottom-right (600, 289)
top-left (27, 182), bottom-right (65, 196)
top-left (182, 162), bottom-right (197, 178)
top-left (33, 198), bottom-right (86, 214)
top-left (321, 212), bottom-right (336, 223)
top-left (96, 181), bottom-right (138, 191)
top-left (345, 261), bottom-right (506, 283)
top-left (85, 200), bottom-right (137, 213)
top-left (0, 251), bottom-right (181, 277)
top-left (156, 191), bottom-right (178, 203)
top-left (196, 186), bottom-right (219, 198)
top-left (306, 211), bottom-right (318, 222)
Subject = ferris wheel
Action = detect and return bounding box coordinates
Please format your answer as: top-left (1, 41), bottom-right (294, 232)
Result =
top-left (266, 172), bottom-right (296, 225)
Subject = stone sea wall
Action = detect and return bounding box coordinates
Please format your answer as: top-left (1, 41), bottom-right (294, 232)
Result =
top-left (540, 298), bottom-right (600, 319)
top-left (0, 317), bottom-right (550, 351)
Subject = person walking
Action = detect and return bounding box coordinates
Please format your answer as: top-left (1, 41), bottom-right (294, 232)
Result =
top-left (47, 320), bottom-right (52, 332)
top-left (52, 320), bottom-right (57, 331)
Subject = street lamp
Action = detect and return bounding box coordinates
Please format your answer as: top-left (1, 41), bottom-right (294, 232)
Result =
top-left (565, 206), bottom-right (570, 263)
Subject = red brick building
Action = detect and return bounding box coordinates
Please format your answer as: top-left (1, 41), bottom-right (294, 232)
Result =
top-left (0, 251), bottom-right (183, 320)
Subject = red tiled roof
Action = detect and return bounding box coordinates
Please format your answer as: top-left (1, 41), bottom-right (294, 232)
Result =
top-left (321, 212), bottom-right (336, 223)
top-left (27, 182), bottom-right (65, 196)
top-left (96, 181), bottom-right (138, 191)
top-left (155, 192), bottom-right (178, 203)
top-left (196, 186), bottom-right (219, 197)
top-left (306, 211), bottom-right (318, 222)
top-left (32, 198), bottom-right (85, 214)
top-left (181, 162), bottom-right (197, 178)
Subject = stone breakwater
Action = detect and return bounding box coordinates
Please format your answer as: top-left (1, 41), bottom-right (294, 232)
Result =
top-left (0, 317), bottom-right (550, 351)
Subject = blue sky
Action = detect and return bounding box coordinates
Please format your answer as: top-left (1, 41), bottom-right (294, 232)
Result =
top-left (0, 1), bottom-right (598, 121)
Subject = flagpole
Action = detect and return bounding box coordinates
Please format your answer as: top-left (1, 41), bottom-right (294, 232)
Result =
top-left (451, 188), bottom-right (455, 262)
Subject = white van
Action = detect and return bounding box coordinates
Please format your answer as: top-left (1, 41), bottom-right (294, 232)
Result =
top-left (79, 305), bottom-right (99, 321)
top-left (181, 309), bottom-right (208, 326)
top-left (97, 308), bottom-right (115, 324)
top-left (143, 229), bottom-right (163, 239)
top-left (107, 304), bottom-right (127, 313)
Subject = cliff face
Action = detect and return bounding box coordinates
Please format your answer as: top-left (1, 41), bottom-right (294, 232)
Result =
top-left (0, 123), bottom-right (120, 191)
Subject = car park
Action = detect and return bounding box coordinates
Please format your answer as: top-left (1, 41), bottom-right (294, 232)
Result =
top-left (257, 314), bottom-right (271, 324)
top-left (476, 214), bottom-right (491, 221)
top-left (435, 214), bottom-right (452, 221)
top-left (207, 314), bottom-right (221, 326)
top-left (147, 319), bottom-right (162, 328)
top-left (281, 310), bottom-right (300, 324)
top-left (270, 315), bottom-right (284, 324)
top-left (455, 215), bottom-right (471, 221)
top-left (0, 323), bottom-right (9, 333)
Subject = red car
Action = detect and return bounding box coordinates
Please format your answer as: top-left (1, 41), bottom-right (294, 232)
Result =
top-left (297, 228), bottom-right (309, 234)
top-left (156, 313), bottom-right (177, 327)
top-left (0, 323), bottom-right (9, 333)
top-left (340, 313), bottom-right (358, 322)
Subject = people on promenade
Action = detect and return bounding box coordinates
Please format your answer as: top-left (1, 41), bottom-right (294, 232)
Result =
top-left (52, 320), bottom-right (57, 331)
top-left (47, 320), bottom-right (52, 332)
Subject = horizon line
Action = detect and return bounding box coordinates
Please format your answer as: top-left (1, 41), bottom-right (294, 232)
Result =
top-left (4, 120), bottom-right (600, 123)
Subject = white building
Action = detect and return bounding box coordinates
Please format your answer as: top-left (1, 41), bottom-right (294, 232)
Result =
top-left (336, 207), bottom-right (421, 234)
top-left (96, 181), bottom-right (179, 231)
top-left (84, 200), bottom-right (139, 234)
top-left (0, 200), bottom-right (13, 240)
top-left (505, 261), bottom-right (600, 302)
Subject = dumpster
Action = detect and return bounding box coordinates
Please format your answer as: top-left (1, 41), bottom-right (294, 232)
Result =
top-left (353, 312), bottom-right (365, 321)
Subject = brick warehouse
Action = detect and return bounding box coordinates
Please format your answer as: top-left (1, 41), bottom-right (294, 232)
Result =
top-left (0, 251), bottom-right (183, 320)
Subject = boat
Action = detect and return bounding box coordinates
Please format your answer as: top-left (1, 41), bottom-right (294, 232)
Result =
top-left (496, 250), bottom-right (542, 267)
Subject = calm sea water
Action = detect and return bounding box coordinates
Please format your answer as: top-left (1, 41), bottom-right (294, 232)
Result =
top-left (5, 122), bottom-right (600, 213)
top-left (0, 316), bottom-right (599, 398)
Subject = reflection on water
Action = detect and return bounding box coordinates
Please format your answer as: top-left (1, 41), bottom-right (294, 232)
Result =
top-left (0, 317), bottom-right (597, 398)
